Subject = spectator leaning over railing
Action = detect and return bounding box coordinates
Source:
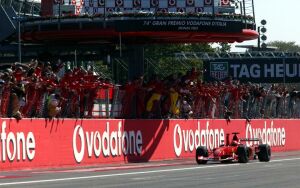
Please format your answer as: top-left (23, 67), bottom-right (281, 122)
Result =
top-left (0, 72), bottom-right (12, 118)
top-left (3, 62), bottom-right (300, 120)
top-left (119, 67), bottom-right (300, 120)
top-left (9, 76), bottom-right (24, 120)
top-left (22, 73), bottom-right (40, 117)
top-left (121, 79), bottom-right (136, 119)
top-left (47, 92), bottom-right (61, 118)
top-left (58, 69), bottom-right (73, 117)
top-left (145, 75), bottom-right (164, 119)
top-left (85, 70), bottom-right (101, 118)
top-left (135, 76), bottom-right (146, 119)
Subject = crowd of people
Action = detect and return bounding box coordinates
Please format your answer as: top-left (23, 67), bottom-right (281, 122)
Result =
top-left (0, 60), bottom-right (112, 120)
top-left (121, 69), bottom-right (300, 120)
top-left (1, 61), bottom-right (300, 120)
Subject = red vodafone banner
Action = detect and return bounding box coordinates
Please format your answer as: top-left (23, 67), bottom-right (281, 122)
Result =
top-left (0, 118), bottom-right (298, 170)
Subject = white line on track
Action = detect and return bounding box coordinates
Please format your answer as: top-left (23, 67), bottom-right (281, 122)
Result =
top-left (1, 157), bottom-right (300, 187)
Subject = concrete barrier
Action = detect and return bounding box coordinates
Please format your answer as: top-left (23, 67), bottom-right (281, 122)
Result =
top-left (0, 118), bottom-right (297, 170)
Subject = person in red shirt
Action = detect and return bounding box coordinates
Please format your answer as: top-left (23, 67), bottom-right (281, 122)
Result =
top-left (32, 73), bottom-right (49, 117)
top-left (185, 67), bottom-right (201, 83)
top-left (0, 73), bottom-right (12, 117)
top-left (193, 81), bottom-right (204, 118)
top-left (76, 68), bottom-right (89, 118)
top-left (43, 73), bottom-right (59, 117)
top-left (9, 76), bottom-right (25, 120)
top-left (85, 71), bottom-right (100, 118)
top-left (134, 76), bottom-right (146, 119)
top-left (33, 62), bottom-right (43, 78)
top-left (202, 84), bottom-right (212, 118)
top-left (121, 81), bottom-right (136, 118)
top-left (22, 74), bottom-right (40, 117)
top-left (209, 82), bottom-right (220, 119)
top-left (230, 83), bottom-right (241, 118)
top-left (59, 69), bottom-right (73, 117)
top-left (69, 70), bottom-right (81, 118)
top-left (13, 67), bottom-right (25, 83)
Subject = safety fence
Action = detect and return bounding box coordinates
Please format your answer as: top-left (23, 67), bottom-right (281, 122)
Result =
top-left (92, 87), bottom-right (123, 118)
top-left (96, 86), bottom-right (300, 120)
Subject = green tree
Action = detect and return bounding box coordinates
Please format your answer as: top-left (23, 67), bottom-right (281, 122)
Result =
top-left (109, 43), bottom-right (214, 83)
top-left (144, 43), bottom-right (214, 59)
top-left (268, 41), bottom-right (300, 52)
top-left (93, 60), bottom-right (112, 79)
top-left (144, 43), bottom-right (213, 80)
top-left (215, 42), bottom-right (231, 53)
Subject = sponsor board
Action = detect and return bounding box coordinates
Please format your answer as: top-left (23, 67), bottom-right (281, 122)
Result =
top-left (204, 58), bottom-right (300, 83)
top-left (0, 121), bottom-right (35, 162)
top-left (115, 19), bottom-right (243, 33)
top-left (210, 62), bottom-right (228, 80)
top-left (0, 119), bottom-right (298, 170)
top-left (72, 122), bottom-right (143, 163)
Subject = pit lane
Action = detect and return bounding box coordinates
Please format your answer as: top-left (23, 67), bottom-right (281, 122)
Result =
top-left (0, 151), bottom-right (299, 188)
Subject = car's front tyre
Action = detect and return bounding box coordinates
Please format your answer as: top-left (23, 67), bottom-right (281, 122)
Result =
top-left (237, 145), bottom-right (249, 163)
top-left (196, 146), bottom-right (208, 164)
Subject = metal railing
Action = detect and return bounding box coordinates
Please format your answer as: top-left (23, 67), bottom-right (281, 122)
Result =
top-left (92, 87), bottom-right (122, 119)
top-left (145, 58), bottom-right (168, 78)
top-left (1, 0), bottom-right (40, 17)
top-left (175, 51), bottom-right (300, 60)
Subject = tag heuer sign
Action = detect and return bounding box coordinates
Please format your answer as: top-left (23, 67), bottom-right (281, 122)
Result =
top-left (210, 62), bottom-right (228, 80)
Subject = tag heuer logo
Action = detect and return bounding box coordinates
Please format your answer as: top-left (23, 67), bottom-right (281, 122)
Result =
top-left (210, 62), bottom-right (228, 80)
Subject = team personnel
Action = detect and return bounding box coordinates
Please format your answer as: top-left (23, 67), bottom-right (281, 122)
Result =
top-left (0, 62), bottom-right (297, 120)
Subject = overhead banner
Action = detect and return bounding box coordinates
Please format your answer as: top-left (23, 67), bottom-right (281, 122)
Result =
top-left (115, 19), bottom-right (243, 32)
top-left (0, 118), bottom-right (299, 170)
top-left (203, 58), bottom-right (300, 83)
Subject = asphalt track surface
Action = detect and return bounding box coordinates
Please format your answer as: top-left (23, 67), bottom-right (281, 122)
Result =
top-left (1, 152), bottom-right (300, 188)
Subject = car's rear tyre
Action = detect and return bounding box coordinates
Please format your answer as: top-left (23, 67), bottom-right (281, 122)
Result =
top-left (237, 145), bottom-right (249, 163)
top-left (258, 144), bottom-right (271, 162)
top-left (196, 146), bottom-right (208, 164)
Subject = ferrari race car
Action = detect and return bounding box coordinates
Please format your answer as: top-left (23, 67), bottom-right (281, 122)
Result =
top-left (196, 132), bottom-right (271, 164)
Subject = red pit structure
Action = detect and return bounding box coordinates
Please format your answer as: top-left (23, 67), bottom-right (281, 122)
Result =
top-left (20, 0), bottom-right (258, 44)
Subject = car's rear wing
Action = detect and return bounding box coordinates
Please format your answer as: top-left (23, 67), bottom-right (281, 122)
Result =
top-left (239, 138), bottom-right (262, 144)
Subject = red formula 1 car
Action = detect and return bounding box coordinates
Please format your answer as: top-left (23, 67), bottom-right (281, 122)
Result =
top-left (195, 133), bottom-right (271, 164)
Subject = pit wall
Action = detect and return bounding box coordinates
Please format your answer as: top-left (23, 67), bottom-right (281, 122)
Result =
top-left (0, 118), bottom-right (298, 170)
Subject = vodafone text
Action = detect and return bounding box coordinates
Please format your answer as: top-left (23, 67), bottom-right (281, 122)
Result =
top-left (246, 121), bottom-right (286, 147)
top-left (73, 122), bottom-right (143, 163)
top-left (174, 121), bottom-right (225, 156)
top-left (0, 121), bottom-right (35, 162)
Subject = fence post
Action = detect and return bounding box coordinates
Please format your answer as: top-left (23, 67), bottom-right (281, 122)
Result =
top-left (105, 88), bottom-right (109, 118)
top-left (110, 86), bottom-right (119, 118)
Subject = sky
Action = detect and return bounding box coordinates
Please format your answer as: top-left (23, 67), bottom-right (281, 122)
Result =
top-left (232, 0), bottom-right (300, 52)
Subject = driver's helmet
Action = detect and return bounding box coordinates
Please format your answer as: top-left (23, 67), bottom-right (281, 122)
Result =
top-left (231, 140), bottom-right (238, 146)
top-left (231, 134), bottom-right (239, 146)
top-left (232, 134), bottom-right (238, 141)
